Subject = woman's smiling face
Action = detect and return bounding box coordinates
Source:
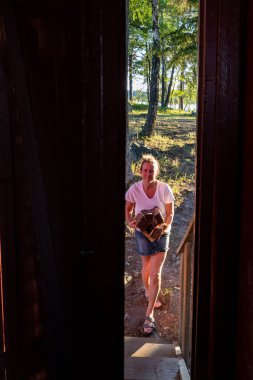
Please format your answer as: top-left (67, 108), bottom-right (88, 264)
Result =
top-left (140, 162), bottom-right (158, 182)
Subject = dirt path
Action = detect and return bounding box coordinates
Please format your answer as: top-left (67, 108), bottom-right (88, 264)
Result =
top-left (124, 189), bottom-right (195, 342)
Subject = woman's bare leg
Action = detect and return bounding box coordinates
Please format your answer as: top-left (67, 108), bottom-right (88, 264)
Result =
top-left (143, 251), bottom-right (167, 333)
top-left (141, 255), bottom-right (151, 298)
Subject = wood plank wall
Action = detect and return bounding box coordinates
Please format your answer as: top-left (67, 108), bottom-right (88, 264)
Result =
top-left (193, 1), bottom-right (252, 379)
top-left (236, 1), bottom-right (253, 379)
top-left (0, 1), bottom-right (126, 378)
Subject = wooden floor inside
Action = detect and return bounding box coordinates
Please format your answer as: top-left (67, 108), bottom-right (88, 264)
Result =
top-left (124, 336), bottom-right (185, 380)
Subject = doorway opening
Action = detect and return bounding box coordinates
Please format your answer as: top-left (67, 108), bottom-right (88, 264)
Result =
top-left (124, 0), bottom-right (198, 373)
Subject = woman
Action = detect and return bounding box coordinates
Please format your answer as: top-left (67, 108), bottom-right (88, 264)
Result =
top-left (125, 154), bottom-right (174, 335)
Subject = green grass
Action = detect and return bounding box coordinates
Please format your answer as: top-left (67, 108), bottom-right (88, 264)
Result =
top-left (129, 103), bottom-right (196, 118)
top-left (127, 111), bottom-right (196, 208)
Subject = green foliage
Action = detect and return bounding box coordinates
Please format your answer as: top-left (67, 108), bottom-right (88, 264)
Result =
top-left (130, 103), bottom-right (149, 112)
top-left (128, 0), bottom-right (199, 114)
top-left (129, 0), bottom-right (152, 25)
top-left (130, 102), bottom-right (195, 117)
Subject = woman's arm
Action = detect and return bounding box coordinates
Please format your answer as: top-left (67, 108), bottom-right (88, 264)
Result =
top-left (162, 201), bottom-right (174, 230)
top-left (125, 201), bottom-right (137, 228)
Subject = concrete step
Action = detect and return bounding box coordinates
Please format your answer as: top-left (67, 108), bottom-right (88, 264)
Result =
top-left (125, 336), bottom-right (177, 357)
top-left (124, 336), bottom-right (180, 380)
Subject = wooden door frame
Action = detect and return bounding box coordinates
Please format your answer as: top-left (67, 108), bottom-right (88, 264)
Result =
top-left (192, 1), bottom-right (250, 379)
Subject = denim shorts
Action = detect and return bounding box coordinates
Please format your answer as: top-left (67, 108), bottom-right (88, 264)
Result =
top-left (135, 229), bottom-right (170, 256)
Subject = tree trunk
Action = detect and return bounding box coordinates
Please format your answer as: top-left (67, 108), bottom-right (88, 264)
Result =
top-left (179, 78), bottom-right (184, 110)
top-left (161, 52), bottom-right (166, 107)
top-left (164, 65), bottom-right (175, 108)
top-left (142, 0), bottom-right (160, 137)
top-left (128, 53), bottom-right (133, 101)
top-left (146, 72), bottom-right (150, 102)
top-left (146, 43), bottom-right (151, 102)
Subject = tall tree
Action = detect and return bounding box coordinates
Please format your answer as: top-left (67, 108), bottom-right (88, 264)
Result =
top-left (128, 52), bottom-right (133, 100)
top-left (141, 0), bottom-right (160, 137)
top-left (159, 0), bottom-right (198, 109)
top-left (128, 0), bottom-right (151, 101)
top-left (163, 65), bottom-right (175, 108)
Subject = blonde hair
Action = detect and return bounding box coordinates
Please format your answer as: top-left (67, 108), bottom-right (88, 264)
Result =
top-left (140, 154), bottom-right (159, 174)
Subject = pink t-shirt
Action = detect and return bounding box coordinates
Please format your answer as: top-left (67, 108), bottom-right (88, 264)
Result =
top-left (125, 180), bottom-right (174, 226)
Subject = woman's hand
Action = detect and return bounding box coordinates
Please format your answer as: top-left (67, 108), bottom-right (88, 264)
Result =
top-left (161, 222), bottom-right (168, 233)
top-left (125, 201), bottom-right (136, 229)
